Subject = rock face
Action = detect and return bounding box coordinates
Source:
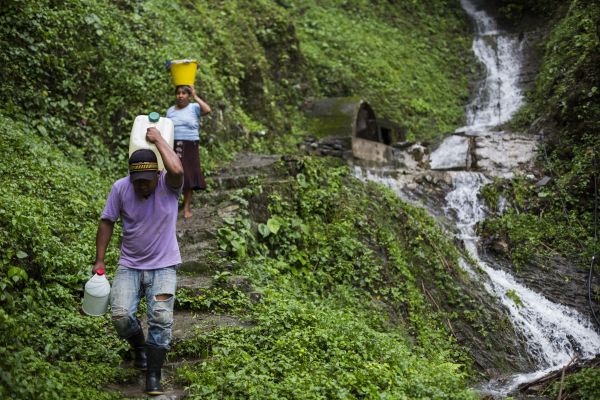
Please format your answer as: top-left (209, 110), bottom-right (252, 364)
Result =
top-left (353, 143), bottom-right (539, 378)
top-left (474, 131), bottom-right (538, 177)
top-left (354, 127), bottom-right (538, 219)
top-left (428, 130), bottom-right (538, 178)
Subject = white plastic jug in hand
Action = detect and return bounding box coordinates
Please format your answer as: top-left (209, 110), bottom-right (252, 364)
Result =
top-left (82, 268), bottom-right (111, 316)
top-left (129, 112), bottom-right (174, 170)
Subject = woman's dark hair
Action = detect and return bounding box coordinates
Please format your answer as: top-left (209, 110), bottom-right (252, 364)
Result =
top-left (175, 85), bottom-right (192, 95)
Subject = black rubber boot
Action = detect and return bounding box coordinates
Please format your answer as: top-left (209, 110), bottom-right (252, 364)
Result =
top-left (126, 330), bottom-right (147, 370)
top-left (145, 346), bottom-right (167, 395)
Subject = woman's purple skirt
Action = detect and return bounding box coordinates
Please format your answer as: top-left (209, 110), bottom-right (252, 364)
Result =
top-left (174, 140), bottom-right (206, 191)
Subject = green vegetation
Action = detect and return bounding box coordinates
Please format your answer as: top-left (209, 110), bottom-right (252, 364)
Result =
top-left (0, 115), bottom-right (126, 399)
top-left (179, 157), bottom-right (479, 399)
top-left (293, 0), bottom-right (474, 138)
top-left (548, 367), bottom-right (600, 400)
top-left (505, 289), bottom-right (523, 308)
top-left (491, 0), bottom-right (563, 23)
top-left (0, 0), bottom-right (482, 398)
top-left (6, 0), bottom-right (597, 397)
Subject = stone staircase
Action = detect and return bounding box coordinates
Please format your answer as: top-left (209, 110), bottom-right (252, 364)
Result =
top-left (105, 153), bottom-right (283, 399)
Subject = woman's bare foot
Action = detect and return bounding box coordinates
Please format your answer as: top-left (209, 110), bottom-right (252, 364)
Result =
top-left (182, 190), bottom-right (193, 219)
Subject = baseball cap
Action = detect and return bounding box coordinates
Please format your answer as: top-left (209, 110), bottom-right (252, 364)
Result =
top-left (129, 149), bottom-right (159, 181)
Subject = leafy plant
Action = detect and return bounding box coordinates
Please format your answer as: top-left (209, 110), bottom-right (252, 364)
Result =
top-left (547, 368), bottom-right (600, 400)
top-left (505, 289), bottom-right (524, 308)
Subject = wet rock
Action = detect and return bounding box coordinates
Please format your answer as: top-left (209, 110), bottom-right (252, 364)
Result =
top-left (474, 131), bottom-right (538, 177)
top-left (409, 143), bottom-right (426, 162)
top-left (535, 176), bottom-right (551, 189)
top-left (492, 238), bottom-right (509, 255)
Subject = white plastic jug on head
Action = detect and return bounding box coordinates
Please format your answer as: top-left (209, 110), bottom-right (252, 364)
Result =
top-left (129, 112), bottom-right (174, 171)
top-left (82, 268), bottom-right (111, 316)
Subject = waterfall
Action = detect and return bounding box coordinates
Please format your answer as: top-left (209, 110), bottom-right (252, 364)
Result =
top-left (441, 1), bottom-right (600, 394)
top-left (460, 0), bottom-right (524, 132)
top-left (445, 172), bottom-right (600, 396)
top-left (354, 0), bottom-right (600, 397)
top-left (353, 165), bottom-right (600, 396)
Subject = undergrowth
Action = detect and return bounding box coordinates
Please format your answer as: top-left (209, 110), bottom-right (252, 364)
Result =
top-left (177, 157), bottom-right (484, 398)
top-left (0, 0), bottom-right (538, 398)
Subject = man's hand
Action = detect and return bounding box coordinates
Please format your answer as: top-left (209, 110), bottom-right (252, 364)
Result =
top-left (92, 260), bottom-right (106, 275)
top-left (146, 127), bottom-right (162, 144)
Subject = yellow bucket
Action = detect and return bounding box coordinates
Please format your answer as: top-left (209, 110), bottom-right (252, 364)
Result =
top-left (168, 59), bottom-right (198, 86)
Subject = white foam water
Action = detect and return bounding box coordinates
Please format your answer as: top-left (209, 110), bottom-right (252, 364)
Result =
top-left (460, 0), bottom-right (524, 132)
top-left (444, 172), bottom-right (600, 396)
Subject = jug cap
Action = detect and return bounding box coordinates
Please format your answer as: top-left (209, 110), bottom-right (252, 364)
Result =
top-left (148, 112), bottom-right (160, 123)
top-left (96, 268), bottom-right (105, 275)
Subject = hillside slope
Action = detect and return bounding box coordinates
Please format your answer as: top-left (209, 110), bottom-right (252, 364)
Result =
top-left (0, 1), bottom-right (483, 398)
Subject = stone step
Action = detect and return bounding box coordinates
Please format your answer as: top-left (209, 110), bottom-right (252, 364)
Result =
top-left (105, 309), bottom-right (256, 398)
top-left (207, 172), bottom-right (265, 191)
top-left (177, 253), bottom-right (230, 276)
top-left (207, 165), bottom-right (292, 190)
top-left (105, 371), bottom-right (187, 400)
top-left (176, 207), bottom-right (220, 235)
top-left (198, 176), bottom-right (292, 207)
top-left (175, 273), bottom-right (258, 313)
top-left (177, 224), bottom-right (218, 244)
top-left (217, 153), bottom-right (281, 172)
top-left (193, 188), bottom-right (239, 207)
top-left (179, 240), bottom-right (220, 264)
top-left (176, 274), bottom-right (254, 295)
top-left (103, 153), bottom-right (280, 399)
top-left (171, 310), bottom-right (254, 342)
top-left (176, 275), bottom-right (213, 291)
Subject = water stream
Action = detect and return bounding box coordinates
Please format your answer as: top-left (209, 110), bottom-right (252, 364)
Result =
top-left (354, 0), bottom-right (600, 397)
top-left (445, 172), bottom-right (600, 396)
top-left (459, 0), bottom-right (524, 131)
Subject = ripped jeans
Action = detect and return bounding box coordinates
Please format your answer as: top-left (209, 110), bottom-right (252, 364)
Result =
top-left (110, 265), bottom-right (177, 349)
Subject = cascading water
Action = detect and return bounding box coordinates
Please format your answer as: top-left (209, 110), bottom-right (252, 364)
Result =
top-left (429, 0), bottom-right (533, 174)
top-left (440, 1), bottom-right (600, 395)
top-left (354, 0), bottom-right (600, 397)
top-left (445, 172), bottom-right (600, 396)
top-left (459, 0), bottom-right (524, 131)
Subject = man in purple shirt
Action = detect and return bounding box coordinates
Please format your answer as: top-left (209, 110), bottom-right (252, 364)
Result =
top-left (94, 127), bottom-right (183, 396)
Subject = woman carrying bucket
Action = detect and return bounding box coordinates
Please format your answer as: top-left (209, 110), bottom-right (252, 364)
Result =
top-left (166, 61), bottom-right (211, 219)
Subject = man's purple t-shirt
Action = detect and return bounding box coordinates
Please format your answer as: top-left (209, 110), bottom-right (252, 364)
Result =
top-left (101, 171), bottom-right (182, 270)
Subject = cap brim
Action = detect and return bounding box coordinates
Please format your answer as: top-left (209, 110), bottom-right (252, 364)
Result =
top-left (130, 171), bottom-right (158, 181)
